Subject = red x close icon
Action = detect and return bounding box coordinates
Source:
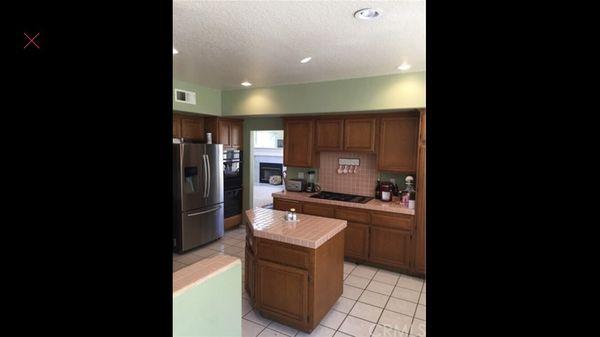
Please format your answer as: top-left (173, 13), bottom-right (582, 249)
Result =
top-left (24, 32), bottom-right (40, 49)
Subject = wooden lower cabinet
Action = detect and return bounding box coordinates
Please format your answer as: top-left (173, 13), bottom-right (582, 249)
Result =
top-left (246, 229), bottom-right (344, 333)
top-left (369, 226), bottom-right (411, 270)
top-left (256, 260), bottom-right (309, 324)
top-left (344, 222), bottom-right (369, 260)
top-left (273, 197), bottom-right (422, 276)
top-left (245, 246), bottom-right (256, 305)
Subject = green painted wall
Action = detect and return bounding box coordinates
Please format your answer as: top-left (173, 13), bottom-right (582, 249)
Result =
top-left (243, 117), bottom-right (284, 210)
top-left (222, 72), bottom-right (425, 116)
top-left (173, 263), bottom-right (242, 337)
top-left (173, 79), bottom-right (222, 116)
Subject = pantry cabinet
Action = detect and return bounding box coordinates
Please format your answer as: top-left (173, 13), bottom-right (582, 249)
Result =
top-left (378, 115), bottom-right (418, 173)
top-left (413, 109), bottom-right (426, 274)
top-left (283, 118), bottom-right (317, 168)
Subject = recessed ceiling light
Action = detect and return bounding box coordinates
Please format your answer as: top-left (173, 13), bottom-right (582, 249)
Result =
top-left (173, 48), bottom-right (178, 55)
top-left (354, 8), bottom-right (382, 20)
top-left (241, 81), bottom-right (252, 87)
top-left (300, 57), bottom-right (312, 64)
top-left (397, 62), bottom-right (412, 71)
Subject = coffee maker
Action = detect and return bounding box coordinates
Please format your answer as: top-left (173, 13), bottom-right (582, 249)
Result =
top-left (305, 170), bottom-right (319, 193)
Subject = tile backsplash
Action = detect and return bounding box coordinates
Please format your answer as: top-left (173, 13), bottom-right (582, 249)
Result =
top-left (285, 153), bottom-right (410, 197)
top-left (317, 152), bottom-right (378, 196)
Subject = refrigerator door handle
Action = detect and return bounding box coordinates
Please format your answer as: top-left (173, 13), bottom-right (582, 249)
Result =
top-left (206, 154), bottom-right (211, 197)
top-left (187, 205), bottom-right (222, 217)
top-left (203, 154), bottom-right (209, 198)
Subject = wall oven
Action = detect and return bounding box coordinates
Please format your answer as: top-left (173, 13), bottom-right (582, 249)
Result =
top-left (223, 149), bottom-right (243, 219)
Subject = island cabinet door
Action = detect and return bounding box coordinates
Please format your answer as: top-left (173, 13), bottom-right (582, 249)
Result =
top-left (245, 246), bottom-right (256, 303)
top-left (256, 260), bottom-right (309, 325)
top-left (344, 222), bottom-right (369, 260)
top-left (369, 227), bottom-right (411, 269)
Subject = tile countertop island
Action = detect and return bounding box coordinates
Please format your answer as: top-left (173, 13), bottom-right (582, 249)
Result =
top-left (244, 208), bottom-right (347, 333)
top-left (272, 190), bottom-right (415, 215)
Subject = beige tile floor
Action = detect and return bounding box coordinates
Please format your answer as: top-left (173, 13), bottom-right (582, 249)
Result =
top-left (173, 227), bottom-right (426, 337)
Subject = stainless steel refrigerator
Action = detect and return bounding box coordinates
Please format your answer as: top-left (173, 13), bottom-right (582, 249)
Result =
top-left (173, 142), bottom-right (224, 253)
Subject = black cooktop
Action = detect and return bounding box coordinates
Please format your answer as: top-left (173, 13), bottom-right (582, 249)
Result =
top-left (309, 191), bottom-right (373, 204)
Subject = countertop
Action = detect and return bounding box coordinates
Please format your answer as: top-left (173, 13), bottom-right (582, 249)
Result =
top-left (173, 254), bottom-right (240, 296)
top-left (272, 191), bottom-right (415, 215)
top-left (245, 207), bottom-right (347, 249)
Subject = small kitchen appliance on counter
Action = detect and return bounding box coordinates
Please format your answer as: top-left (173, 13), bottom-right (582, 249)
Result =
top-left (285, 178), bottom-right (306, 192)
top-left (305, 171), bottom-right (320, 192)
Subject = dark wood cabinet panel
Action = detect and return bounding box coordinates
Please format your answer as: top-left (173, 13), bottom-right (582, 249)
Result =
top-left (335, 207), bottom-right (370, 224)
top-left (173, 115), bottom-right (182, 138)
top-left (315, 119), bottom-right (344, 151)
top-left (378, 115), bottom-right (418, 173)
top-left (218, 120), bottom-right (231, 147)
top-left (230, 120), bottom-right (243, 150)
top-left (181, 118), bottom-right (205, 140)
top-left (205, 117), bottom-right (243, 149)
top-left (302, 202), bottom-right (335, 218)
top-left (371, 212), bottom-right (414, 231)
top-left (343, 118), bottom-right (377, 152)
top-left (245, 246), bottom-right (256, 305)
top-left (257, 260), bottom-right (309, 324)
top-left (344, 222), bottom-right (369, 260)
top-left (414, 109), bottom-right (426, 275)
top-left (273, 199), bottom-right (303, 213)
top-left (369, 227), bottom-right (411, 269)
top-left (284, 119), bottom-right (315, 168)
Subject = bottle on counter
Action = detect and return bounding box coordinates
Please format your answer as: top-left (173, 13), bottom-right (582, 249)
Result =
top-left (375, 177), bottom-right (382, 200)
top-left (381, 182), bottom-right (392, 202)
top-left (402, 176), bottom-right (416, 209)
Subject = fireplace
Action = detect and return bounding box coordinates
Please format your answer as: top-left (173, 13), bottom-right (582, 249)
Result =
top-left (259, 162), bottom-right (283, 184)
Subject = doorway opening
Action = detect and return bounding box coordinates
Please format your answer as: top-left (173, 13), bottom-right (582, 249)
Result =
top-left (250, 130), bottom-right (285, 208)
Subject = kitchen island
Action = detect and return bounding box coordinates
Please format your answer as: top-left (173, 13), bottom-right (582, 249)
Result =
top-left (244, 207), bottom-right (347, 333)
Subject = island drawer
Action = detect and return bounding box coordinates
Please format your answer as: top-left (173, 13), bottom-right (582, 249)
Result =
top-left (335, 207), bottom-right (370, 224)
top-left (257, 239), bottom-right (310, 270)
top-left (273, 198), bottom-right (303, 213)
top-left (303, 202), bottom-right (335, 218)
top-left (370, 212), bottom-right (414, 231)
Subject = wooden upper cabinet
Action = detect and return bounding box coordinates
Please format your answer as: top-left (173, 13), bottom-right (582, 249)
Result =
top-left (230, 120), bottom-right (243, 150)
top-left (284, 119), bottom-right (315, 168)
top-left (173, 115), bottom-right (182, 138)
top-left (315, 119), bottom-right (344, 151)
top-left (181, 118), bottom-right (205, 141)
top-left (205, 117), bottom-right (243, 149)
top-left (344, 118), bottom-right (377, 152)
top-left (218, 120), bottom-right (231, 147)
top-left (378, 115), bottom-right (418, 173)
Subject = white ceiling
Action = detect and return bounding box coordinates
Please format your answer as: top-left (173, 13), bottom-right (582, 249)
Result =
top-left (173, 0), bottom-right (425, 90)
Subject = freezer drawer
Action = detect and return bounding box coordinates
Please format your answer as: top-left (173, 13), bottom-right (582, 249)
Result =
top-left (180, 203), bottom-right (224, 252)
